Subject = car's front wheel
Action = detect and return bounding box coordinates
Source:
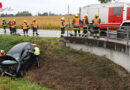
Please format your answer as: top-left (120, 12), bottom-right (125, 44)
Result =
top-left (17, 69), bottom-right (26, 77)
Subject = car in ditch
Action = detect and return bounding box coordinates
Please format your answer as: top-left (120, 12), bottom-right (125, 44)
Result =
top-left (0, 42), bottom-right (35, 77)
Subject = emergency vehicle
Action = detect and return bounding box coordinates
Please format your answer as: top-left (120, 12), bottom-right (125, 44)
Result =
top-left (80, 2), bottom-right (130, 30)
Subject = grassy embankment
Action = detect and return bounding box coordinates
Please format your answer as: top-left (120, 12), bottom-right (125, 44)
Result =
top-left (0, 77), bottom-right (49, 90)
top-left (0, 16), bottom-right (74, 30)
top-left (0, 35), bottom-right (50, 90)
top-left (0, 35), bottom-right (129, 90)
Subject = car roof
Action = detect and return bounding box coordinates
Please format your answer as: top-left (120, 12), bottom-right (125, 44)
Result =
top-left (8, 42), bottom-right (32, 55)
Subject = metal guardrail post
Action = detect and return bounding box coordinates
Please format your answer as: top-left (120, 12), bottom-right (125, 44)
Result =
top-left (66, 24), bottom-right (69, 37)
top-left (107, 26), bottom-right (109, 41)
top-left (125, 27), bottom-right (130, 54)
top-left (126, 27), bottom-right (129, 47)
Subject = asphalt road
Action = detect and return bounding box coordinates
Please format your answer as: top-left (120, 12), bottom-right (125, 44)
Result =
top-left (0, 29), bottom-right (62, 38)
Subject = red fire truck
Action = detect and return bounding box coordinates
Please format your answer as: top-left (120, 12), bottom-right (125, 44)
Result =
top-left (80, 2), bottom-right (130, 30)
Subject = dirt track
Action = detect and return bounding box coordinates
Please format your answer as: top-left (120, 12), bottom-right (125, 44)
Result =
top-left (26, 40), bottom-right (130, 90)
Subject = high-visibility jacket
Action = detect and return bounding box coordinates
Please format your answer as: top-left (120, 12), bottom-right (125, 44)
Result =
top-left (83, 17), bottom-right (88, 24)
top-left (60, 21), bottom-right (64, 28)
top-left (73, 18), bottom-right (80, 27)
top-left (32, 23), bottom-right (38, 28)
top-left (12, 23), bottom-right (16, 28)
top-left (2, 22), bottom-right (7, 27)
top-left (23, 23), bottom-right (28, 29)
top-left (0, 53), bottom-right (5, 56)
top-left (93, 18), bottom-right (100, 24)
top-left (8, 22), bottom-right (12, 27)
top-left (34, 47), bottom-right (40, 55)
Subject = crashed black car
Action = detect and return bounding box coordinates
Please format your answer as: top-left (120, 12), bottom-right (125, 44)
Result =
top-left (0, 42), bottom-right (34, 77)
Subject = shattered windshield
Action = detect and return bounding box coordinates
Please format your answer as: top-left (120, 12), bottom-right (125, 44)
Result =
top-left (7, 43), bottom-right (30, 61)
top-left (7, 53), bottom-right (20, 61)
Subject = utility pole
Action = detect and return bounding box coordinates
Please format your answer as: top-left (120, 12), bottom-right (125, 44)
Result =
top-left (68, 4), bottom-right (70, 25)
top-left (67, 4), bottom-right (70, 37)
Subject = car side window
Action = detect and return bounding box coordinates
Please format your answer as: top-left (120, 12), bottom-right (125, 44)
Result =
top-left (21, 45), bottom-right (31, 58)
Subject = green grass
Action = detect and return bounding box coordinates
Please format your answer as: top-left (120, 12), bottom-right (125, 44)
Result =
top-left (0, 77), bottom-right (49, 90)
top-left (0, 35), bottom-right (51, 90)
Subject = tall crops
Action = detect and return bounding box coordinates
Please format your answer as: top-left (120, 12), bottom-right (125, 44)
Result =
top-left (0, 16), bottom-right (74, 30)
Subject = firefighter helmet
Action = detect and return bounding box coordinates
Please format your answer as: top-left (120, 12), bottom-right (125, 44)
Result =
top-left (75, 14), bottom-right (79, 18)
top-left (61, 17), bottom-right (65, 20)
top-left (33, 18), bottom-right (36, 21)
top-left (13, 19), bottom-right (15, 22)
top-left (1, 50), bottom-right (4, 53)
top-left (24, 20), bottom-right (27, 22)
top-left (84, 14), bottom-right (88, 17)
top-left (95, 14), bottom-right (99, 17)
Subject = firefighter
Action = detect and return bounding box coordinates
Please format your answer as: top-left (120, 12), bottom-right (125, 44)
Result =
top-left (31, 19), bottom-right (39, 36)
top-left (12, 19), bottom-right (17, 35)
top-left (60, 17), bottom-right (65, 37)
top-left (8, 20), bottom-right (12, 34)
top-left (31, 44), bottom-right (40, 68)
top-left (0, 50), bottom-right (5, 57)
top-left (22, 20), bottom-right (29, 36)
top-left (92, 14), bottom-right (101, 38)
top-left (72, 14), bottom-right (81, 37)
top-left (2, 19), bottom-right (7, 34)
top-left (82, 14), bottom-right (89, 37)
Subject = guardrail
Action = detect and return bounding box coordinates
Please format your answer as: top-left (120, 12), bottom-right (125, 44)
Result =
top-left (65, 24), bottom-right (130, 48)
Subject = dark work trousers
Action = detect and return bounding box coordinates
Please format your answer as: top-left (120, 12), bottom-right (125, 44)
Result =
top-left (23, 29), bottom-right (28, 36)
top-left (74, 26), bottom-right (80, 37)
top-left (12, 28), bottom-right (16, 35)
top-left (3, 26), bottom-right (6, 34)
top-left (61, 27), bottom-right (65, 37)
top-left (33, 28), bottom-right (38, 36)
top-left (9, 27), bottom-right (12, 34)
top-left (82, 27), bottom-right (88, 37)
top-left (35, 55), bottom-right (40, 68)
top-left (93, 26), bottom-right (100, 38)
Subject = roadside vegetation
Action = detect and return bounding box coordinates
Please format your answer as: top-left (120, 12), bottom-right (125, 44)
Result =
top-left (0, 35), bottom-right (129, 90)
top-left (0, 16), bottom-right (74, 30)
top-left (0, 77), bottom-right (49, 90)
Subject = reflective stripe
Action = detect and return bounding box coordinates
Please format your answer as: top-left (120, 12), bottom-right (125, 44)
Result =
top-left (12, 23), bottom-right (16, 28)
top-left (23, 23), bottom-right (28, 29)
top-left (60, 21), bottom-right (64, 28)
top-left (93, 18), bottom-right (100, 24)
top-left (33, 23), bottom-right (37, 28)
top-left (34, 47), bottom-right (40, 55)
top-left (0, 53), bottom-right (5, 56)
top-left (83, 18), bottom-right (88, 24)
top-left (73, 18), bottom-right (80, 26)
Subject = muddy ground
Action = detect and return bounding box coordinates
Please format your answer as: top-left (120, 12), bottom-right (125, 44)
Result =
top-left (26, 40), bottom-right (130, 90)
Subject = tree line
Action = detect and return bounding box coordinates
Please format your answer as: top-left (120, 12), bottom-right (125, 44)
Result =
top-left (0, 11), bottom-right (59, 17)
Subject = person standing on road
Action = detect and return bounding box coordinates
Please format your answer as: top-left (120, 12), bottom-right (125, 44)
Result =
top-left (11, 19), bottom-right (17, 35)
top-left (0, 50), bottom-right (5, 57)
top-left (60, 17), bottom-right (65, 37)
top-left (8, 20), bottom-right (12, 35)
top-left (92, 14), bottom-right (101, 39)
top-left (2, 19), bottom-right (7, 34)
top-left (31, 19), bottom-right (39, 36)
top-left (22, 20), bottom-right (29, 36)
top-left (82, 14), bottom-right (89, 37)
top-left (72, 14), bottom-right (81, 37)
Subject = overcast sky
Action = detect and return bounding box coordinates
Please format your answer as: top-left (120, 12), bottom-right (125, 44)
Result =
top-left (1, 0), bottom-right (130, 15)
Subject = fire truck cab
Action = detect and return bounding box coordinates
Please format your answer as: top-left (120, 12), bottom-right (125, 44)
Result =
top-left (80, 2), bottom-right (130, 30)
